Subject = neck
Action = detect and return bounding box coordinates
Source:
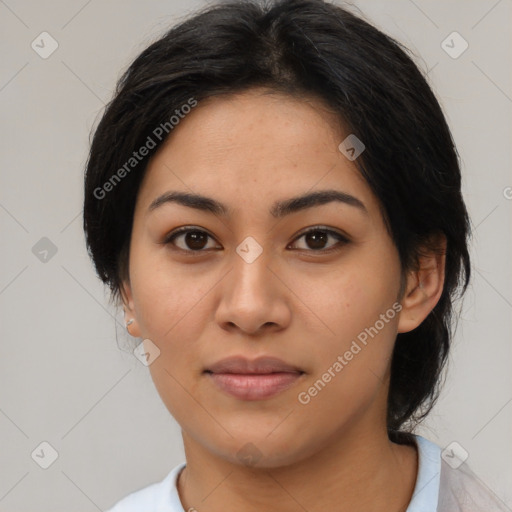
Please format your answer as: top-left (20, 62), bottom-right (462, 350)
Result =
top-left (177, 424), bottom-right (418, 512)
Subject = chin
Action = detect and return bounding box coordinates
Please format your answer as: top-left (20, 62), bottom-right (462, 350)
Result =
top-left (199, 424), bottom-right (319, 470)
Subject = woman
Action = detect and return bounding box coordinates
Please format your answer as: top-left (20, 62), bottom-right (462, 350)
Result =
top-left (83, 0), bottom-right (507, 510)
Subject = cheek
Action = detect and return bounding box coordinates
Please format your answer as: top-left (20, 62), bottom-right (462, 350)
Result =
top-left (293, 251), bottom-right (400, 341)
top-left (129, 257), bottom-right (216, 414)
top-left (341, 239), bottom-right (402, 324)
top-left (130, 245), bottom-right (215, 342)
top-left (290, 247), bottom-right (401, 391)
top-left (293, 308), bottom-right (399, 443)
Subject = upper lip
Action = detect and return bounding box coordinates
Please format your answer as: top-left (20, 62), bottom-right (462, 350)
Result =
top-left (205, 356), bottom-right (303, 374)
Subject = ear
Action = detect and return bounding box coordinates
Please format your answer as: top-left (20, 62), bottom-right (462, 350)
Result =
top-left (397, 234), bottom-right (447, 334)
top-left (120, 279), bottom-right (142, 338)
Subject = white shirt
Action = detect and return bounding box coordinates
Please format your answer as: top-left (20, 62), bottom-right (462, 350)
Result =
top-left (105, 435), bottom-right (509, 511)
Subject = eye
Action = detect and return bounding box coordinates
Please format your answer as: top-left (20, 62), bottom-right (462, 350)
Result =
top-left (163, 227), bottom-right (220, 253)
top-left (289, 226), bottom-right (349, 253)
top-left (163, 225), bottom-right (349, 255)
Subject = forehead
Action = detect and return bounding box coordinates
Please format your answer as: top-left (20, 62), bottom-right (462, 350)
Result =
top-left (168, 89), bottom-right (344, 162)
top-left (136, 89), bottom-right (375, 216)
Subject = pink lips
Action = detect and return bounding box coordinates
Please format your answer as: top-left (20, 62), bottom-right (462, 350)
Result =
top-left (204, 356), bottom-right (304, 400)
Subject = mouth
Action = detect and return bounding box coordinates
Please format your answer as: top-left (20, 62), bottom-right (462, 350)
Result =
top-left (204, 356), bottom-right (305, 401)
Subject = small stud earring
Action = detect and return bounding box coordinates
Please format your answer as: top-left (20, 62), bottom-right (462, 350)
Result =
top-left (126, 319), bottom-right (134, 329)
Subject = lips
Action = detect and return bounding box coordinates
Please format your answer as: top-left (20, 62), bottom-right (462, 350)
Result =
top-left (205, 356), bottom-right (303, 374)
top-left (204, 356), bottom-right (305, 400)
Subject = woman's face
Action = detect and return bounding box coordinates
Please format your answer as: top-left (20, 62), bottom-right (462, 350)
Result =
top-left (122, 89), bottom-right (408, 467)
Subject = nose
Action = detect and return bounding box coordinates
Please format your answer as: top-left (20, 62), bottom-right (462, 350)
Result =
top-left (214, 247), bottom-right (291, 336)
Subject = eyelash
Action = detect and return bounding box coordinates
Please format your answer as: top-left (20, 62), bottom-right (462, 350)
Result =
top-left (162, 225), bottom-right (350, 256)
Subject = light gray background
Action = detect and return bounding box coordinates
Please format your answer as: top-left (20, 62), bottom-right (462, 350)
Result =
top-left (1, 0), bottom-right (511, 510)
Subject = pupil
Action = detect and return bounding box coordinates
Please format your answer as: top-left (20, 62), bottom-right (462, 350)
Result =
top-left (306, 231), bottom-right (327, 249)
top-left (187, 231), bottom-right (207, 250)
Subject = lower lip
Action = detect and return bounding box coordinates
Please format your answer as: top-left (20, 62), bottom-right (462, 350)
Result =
top-left (206, 372), bottom-right (303, 400)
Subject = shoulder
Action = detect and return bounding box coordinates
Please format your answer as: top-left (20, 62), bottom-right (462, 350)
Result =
top-left (438, 454), bottom-right (510, 511)
top-left (409, 435), bottom-right (509, 512)
top-left (105, 462), bottom-right (186, 512)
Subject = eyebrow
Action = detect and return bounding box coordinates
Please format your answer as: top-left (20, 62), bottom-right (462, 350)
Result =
top-left (147, 189), bottom-right (368, 218)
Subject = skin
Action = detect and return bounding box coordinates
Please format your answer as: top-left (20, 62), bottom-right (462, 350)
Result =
top-left (121, 88), bottom-right (446, 512)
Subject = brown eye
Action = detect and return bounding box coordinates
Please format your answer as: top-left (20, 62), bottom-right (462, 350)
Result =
top-left (163, 226), bottom-right (348, 255)
top-left (304, 230), bottom-right (328, 250)
top-left (164, 228), bottom-right (219, 252)
top-left (290, 227), bottom-right (349, 252)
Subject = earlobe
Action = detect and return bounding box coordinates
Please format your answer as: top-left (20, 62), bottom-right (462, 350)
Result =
top-left (397, 235), bottom-right (447, 334)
